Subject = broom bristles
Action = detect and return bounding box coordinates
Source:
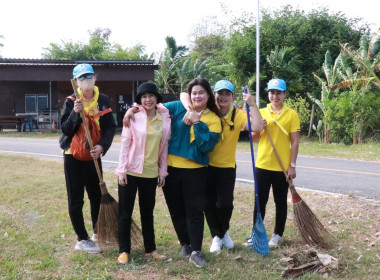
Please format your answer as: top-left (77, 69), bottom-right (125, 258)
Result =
top-left (290, 186), bottom-right (332, 249)
top-left (96, 193), bottom-right (143, 248)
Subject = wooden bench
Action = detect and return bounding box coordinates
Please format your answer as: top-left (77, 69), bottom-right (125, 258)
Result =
top-left (0, 116), bottom-right (26, 131)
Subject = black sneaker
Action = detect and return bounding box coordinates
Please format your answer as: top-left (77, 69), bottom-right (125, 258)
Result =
top-left (189, 251), bottom-right (207, 267)
top-left (179, 244), bottom-right (192, 257)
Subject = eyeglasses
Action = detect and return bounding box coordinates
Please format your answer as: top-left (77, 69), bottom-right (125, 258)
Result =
top-left (77, 74), bottom-right (94, 81)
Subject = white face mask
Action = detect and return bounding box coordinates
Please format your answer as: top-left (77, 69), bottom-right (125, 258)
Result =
top-left (77, 78), bottom-right (95, 91)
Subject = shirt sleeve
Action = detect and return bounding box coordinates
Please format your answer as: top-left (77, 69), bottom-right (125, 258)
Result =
top-left (115, 125), bottom-right (132, 177)
top-left (290, 111), bottom-right (301, 133)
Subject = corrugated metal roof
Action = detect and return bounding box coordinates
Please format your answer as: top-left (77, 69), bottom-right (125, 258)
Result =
top-left (0, 58), bottom-right (156, 66)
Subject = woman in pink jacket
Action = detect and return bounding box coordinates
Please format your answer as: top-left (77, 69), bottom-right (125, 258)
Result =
top-left (115, 82), bottom-right (171, 264)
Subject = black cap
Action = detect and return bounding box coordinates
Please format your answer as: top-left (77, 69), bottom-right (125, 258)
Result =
top-left (135, 82), bottom-right (162, 104)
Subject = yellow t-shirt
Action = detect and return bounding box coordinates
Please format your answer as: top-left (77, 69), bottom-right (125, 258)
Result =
top-left (128, 112), bottom-right (163, 178)
top-left (256, 105), bottom-right (300, 171)
top-left (209, 106), bottom-right (247, 167)
top-left (168, 109), bottom-right (222, 168)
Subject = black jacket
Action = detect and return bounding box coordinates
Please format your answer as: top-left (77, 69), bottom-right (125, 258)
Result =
top-left (59, 93), bottom-right (116, 156)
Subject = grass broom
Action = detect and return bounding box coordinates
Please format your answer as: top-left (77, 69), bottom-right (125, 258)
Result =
top-left (264, 127), bottom-right (331, 249)
top-left (244, 88), bottom-right (270, 256)
top-left (70, 79), bottom-right (143, 247)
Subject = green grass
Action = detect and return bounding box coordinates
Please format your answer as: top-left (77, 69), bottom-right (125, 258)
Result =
top-left (1, 154), bottom-right (379, 279)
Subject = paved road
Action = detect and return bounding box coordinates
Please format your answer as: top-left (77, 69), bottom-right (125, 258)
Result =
top-left (1, 137), bottom-right (379, 199)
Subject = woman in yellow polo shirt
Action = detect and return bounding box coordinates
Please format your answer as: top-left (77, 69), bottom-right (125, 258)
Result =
top-left (249, 78), bottom-right (300, 247)
top-left (181, 80), bottom-right (263, 253)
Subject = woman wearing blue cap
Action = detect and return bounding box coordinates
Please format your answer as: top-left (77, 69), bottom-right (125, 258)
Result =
top-left (60, 63), bottom-right (116, 254)
top-left (247, 78), bottom-right (300, 247)
top-left (180, 80), bottom-right (262, 253)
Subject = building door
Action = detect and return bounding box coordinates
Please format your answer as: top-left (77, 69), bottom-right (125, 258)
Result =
top-left (3, 93), bottom-right (16, 115)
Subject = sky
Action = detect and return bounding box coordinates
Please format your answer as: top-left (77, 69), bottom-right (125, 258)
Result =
top-left (0, 0), bottom-right (379, 59)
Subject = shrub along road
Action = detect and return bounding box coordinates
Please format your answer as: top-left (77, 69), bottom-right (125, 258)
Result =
top-left (1, 137), bottom-right (379, 200)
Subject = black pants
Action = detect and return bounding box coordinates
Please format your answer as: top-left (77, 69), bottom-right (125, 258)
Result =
top-left (162, 166), bottom-right (207, 252)
top-left (64, 154), bottom-right (102, 241)
top-left (118, 175), bottom-right (157, 254)
top-left (204, 165), bottom-right (236, 239)
top-left (253, 168), bottom-right (289, 236)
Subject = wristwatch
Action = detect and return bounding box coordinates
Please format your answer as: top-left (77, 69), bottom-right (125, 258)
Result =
top-left (290, 162), bottom-right (296, 168)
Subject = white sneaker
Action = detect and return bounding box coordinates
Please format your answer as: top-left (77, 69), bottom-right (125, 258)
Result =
top-left (75, 239), bottom-right (102, 253)
top-left (91, 233), bottom-right (98, 242)
top-left (209, 236), bottom-right (223, 253)
top-left (243, 237), bottom-right (253, 247)
top-left (268, 234), bottom-right (283, 247)
top-left (222, 231), bottom-right (234, 249)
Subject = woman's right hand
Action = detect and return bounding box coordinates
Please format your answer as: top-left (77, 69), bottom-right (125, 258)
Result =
top-left (118, 174), bottom-right (127, 186)
top-left (74, 98), bottom-right (84, 113)
top-left (186, 106), bottom-right (203, 124)
top-left (123, 107), bottom-right (139, 127)
top-left (262, 118), bottom-right (267, 129)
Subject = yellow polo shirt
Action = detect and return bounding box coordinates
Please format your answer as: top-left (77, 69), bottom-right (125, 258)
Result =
top-left (168, 110), bottom-right (221, 168)
top-left (256, 105), bottom-right (300, 171)
top-left (129, 112), bottom-right (163, 178)
top-left (209, 106), bottom-right (247, 167)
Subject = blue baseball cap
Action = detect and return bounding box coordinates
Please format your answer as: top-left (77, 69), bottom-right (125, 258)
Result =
top-left (267, 78), bottom-right (286, 91)
top-left (73, 64), bottom-right (95, 79)
top-left (214, 80), bottom-right (234, 93)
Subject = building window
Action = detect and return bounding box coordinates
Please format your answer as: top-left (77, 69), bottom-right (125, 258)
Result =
top-left (25, 94), bottom-right (48, 113)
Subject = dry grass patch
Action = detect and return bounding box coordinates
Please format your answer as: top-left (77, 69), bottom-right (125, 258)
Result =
top-left (0, 154), bottom-right (379, 279)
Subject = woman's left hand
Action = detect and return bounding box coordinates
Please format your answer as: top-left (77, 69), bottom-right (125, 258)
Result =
top-left (90, 144), bottom-right (103, 159)
top-left (242, 86), bottom-right (254, 106)
top-left (287, 167), bottom-right (296, 179)
top-left (157, 176), bottom-right (165, 188)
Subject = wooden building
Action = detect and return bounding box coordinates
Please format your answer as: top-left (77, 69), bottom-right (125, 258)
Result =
top-left (0, 59), bottom-right (159, 130)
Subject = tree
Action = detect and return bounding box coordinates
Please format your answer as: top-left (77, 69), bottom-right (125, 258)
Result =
top-left (42, 28), bottom-right (150, 60)
top-left (311, 33), bottom-right (380, 144)
top-left (155, 36), bottom-right (188, 94)
top-left (214, 6), bottom-right (367, 97)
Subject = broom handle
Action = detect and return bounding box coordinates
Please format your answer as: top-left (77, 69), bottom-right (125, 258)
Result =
top-left (244, 87), bottom-right (262, 214)
top-left (264, 127), bottom-right (294, 187)
top-left (70, 79), bottom-right (104, 185)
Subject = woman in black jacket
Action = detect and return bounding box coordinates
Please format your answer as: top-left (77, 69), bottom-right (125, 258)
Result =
top-left (59, 63), bottom-right (116, 254)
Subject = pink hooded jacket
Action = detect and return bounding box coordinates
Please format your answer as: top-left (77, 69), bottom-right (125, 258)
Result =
top-left (115, 103), bottom-right (171, 178)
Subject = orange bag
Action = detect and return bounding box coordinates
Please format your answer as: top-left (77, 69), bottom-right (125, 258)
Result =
top-left (71, 115), bottom-right (101, 161)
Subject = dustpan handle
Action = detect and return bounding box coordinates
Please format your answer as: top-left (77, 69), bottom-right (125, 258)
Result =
top-left (245, 87), bottom-right (262, 214)
top-left (70, 79), bottom-right (104, 185)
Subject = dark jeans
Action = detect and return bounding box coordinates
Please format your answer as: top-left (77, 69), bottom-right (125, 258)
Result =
top-left (204, 165), bottom-right (236, 239)
top-left (253, 167), bottom-right (289, 236)
top-left (64, 154), bottom-right (102, 241)
top-left (118, 175), bottom-right (157, 254)
top-left (162, 166), bottom-right (207, 252)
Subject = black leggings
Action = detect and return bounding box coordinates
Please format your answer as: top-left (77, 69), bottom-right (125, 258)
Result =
top-left (162, 166), bottom-right (207, 252)
top-left (204, 165), bottom-right (236, 239)
top-left (64, 154), bottom-right (102, 241)
top-left (118, 175), bottom-right (157, 254)
top-left (253, 168), bottom-right (289, 236)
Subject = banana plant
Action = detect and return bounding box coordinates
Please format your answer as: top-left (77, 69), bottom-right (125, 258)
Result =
top-left (308, 50), bottom-right (341, 143)
top-left (340, 33), bottom-right (380, 88)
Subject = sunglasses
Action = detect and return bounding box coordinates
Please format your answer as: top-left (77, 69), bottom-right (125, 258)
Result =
top-left (77, 73), bottom-right (94, 81)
